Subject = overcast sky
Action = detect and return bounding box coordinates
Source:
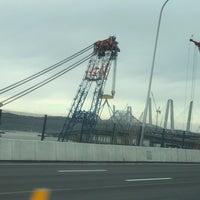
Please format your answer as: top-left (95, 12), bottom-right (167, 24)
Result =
top-left (0, 0), bottom-right (200, 131)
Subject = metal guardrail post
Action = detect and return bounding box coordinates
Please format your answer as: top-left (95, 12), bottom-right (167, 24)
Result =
top-left (41, 114), bottom-right (47, 141)
top-left (0, 109), bottom-right (2, 126)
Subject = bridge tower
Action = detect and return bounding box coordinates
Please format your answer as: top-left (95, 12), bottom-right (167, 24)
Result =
top-left (163, 99), bottom-right (174, 130)
top-left (58, 36), bottom-right (120, 142)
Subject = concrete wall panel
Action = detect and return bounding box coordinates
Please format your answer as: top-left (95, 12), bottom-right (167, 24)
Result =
top-left (0, 139), bottom-right (12, 160)
top-left (35, 141), bottom-right (56, 161)
top-left (186, 149), bottom-right (200, 162)
top-left (1, 138), bottom-right (200, 163)
top-left (11, 139), bottom-right (36, 160)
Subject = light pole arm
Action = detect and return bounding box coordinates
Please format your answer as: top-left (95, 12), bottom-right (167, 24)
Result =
top-left (139, 0), bottom-right (170, 146)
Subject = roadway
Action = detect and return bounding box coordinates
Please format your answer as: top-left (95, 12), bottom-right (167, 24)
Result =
top-left (0, 162), bottom-right (200, 200)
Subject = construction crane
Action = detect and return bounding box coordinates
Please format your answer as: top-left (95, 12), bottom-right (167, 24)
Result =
top-left (190, 38), bottom-right (200, 52)
top-left (58, 36), bottom-right (120, 142)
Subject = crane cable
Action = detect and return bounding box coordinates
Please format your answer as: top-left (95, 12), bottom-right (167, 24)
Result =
top-left (191, 46), bottom-right (197, 101)
top-left (0, 44), bottom-right (93, 95)
top-left (183, 39), bottom-right (198, 131)
top-left (180, 39), bottom-right (192, 130)
top-left (183, 39), bottom-right (191, 121)
top-left (1, 52), bottom-right (95, 106)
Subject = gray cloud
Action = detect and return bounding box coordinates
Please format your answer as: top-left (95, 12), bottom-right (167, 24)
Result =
top-left (1, 0), bottom-right (200, 131)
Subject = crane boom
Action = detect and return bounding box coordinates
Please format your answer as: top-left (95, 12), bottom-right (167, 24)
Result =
top-left (190, 38), bottom-right (200, 52)
top-left (58, 36), bottom-right (120, 142)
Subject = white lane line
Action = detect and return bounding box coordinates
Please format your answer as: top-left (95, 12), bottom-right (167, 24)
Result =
top-left (1, 163), bottom-right (200, 166)
top-left (58, 169), bottom-right (107, 173)
top-left (0, 190), bottom-right (32, 195)
top-left (125, 177), bottom-right (173, 182)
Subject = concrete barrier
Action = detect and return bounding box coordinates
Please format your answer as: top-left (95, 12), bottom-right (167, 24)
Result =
top-left (0, 139), bottom-right (12, 160)
top-left (0, 138), bottom-right (200, 162)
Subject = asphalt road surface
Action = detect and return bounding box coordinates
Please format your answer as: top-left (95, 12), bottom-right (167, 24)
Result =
top-left (0, 162), bottom-right (200, 200)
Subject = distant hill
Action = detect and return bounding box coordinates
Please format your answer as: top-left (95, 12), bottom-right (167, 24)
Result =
top-left (0, 111), bottom-right (140, 139)
top-left (0, 112), bottom-right (65, 136)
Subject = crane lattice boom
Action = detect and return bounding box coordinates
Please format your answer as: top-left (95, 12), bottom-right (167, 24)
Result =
top-left (58, 36), bottom-right (120, 142)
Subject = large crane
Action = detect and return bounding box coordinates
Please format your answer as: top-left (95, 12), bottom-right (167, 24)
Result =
top-left (58, 36), bottom-right (120, 142)
top-left (190, 38), bottom-right (200, 52)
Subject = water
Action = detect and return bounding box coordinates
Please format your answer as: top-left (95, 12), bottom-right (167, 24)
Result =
top-left (0, 130), bottom-right (57, 141)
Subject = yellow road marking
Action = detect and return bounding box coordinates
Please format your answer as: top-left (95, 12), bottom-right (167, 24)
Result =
top-left (30, 189), bottom-right (51, 200)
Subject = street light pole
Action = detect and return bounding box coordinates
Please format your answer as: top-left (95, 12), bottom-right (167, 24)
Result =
top-left (139, 0), bottom-right (170, 146)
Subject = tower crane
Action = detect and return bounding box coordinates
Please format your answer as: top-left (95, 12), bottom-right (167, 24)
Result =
top-left (58, 36), bottom-right (120, 142)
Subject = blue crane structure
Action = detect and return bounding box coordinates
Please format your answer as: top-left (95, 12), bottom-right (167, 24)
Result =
top-left (58, 36), bottom-right (120, 142)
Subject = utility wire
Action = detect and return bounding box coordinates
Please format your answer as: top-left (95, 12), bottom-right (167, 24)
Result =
top-left (0, 44), bottom-right (93, 95)
top-left (1, 53), bottom-right (94, 106)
